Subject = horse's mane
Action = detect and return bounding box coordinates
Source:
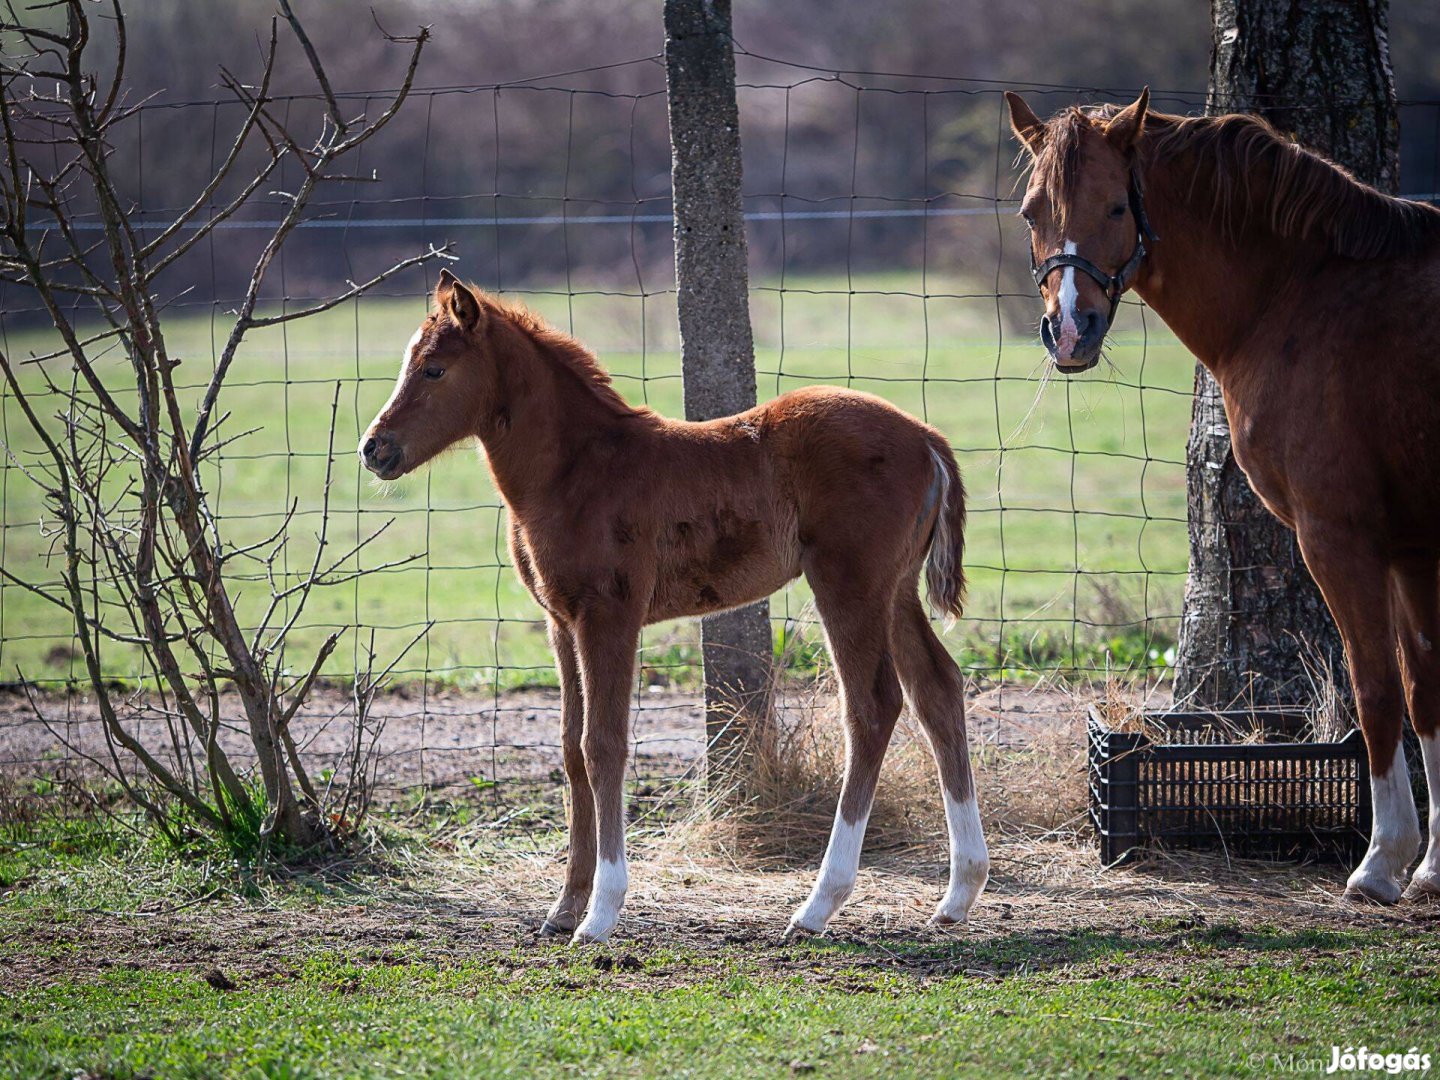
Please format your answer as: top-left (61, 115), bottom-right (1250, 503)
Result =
top-left (1038, 105), bottom-right (1440, 260)
top-left (490, 296), bottom-right (636, 415)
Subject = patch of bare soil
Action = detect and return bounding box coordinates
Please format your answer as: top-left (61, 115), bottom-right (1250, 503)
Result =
top-left (6, 834), bottom-right (1437, 995)
top-left (0, 681), bottom-right (1092, 798)
top-left (20, 679), bottom-right (1389, 996)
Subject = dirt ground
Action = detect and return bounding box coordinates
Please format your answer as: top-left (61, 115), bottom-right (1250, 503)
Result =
top-left (14, 678), bottom-right (1418, 996)
top-left (0, 681), bottom-right (1082, 798)
top-left (7, 831), bottom-right (1438, 995)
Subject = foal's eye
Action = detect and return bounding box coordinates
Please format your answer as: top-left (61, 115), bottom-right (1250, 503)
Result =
top-left (1109, 204), bottom-right (1128, 219)
top-left (423, 366), bottom-right (445, 381)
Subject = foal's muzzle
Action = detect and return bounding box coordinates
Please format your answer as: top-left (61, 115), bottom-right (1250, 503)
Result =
top-left (360, 430), bottom-right (405, 480)
top-left (1041, 308), bottom-right (1107, 373)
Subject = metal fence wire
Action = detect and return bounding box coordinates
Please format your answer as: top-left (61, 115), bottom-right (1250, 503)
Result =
top-left (2, 49), bottom-right (1438, 816)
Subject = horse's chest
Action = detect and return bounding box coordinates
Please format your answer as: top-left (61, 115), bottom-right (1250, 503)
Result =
top-left (1221, 394), bottom-right (1299, 524)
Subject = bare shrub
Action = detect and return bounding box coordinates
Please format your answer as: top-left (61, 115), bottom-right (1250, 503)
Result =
top-left (0, 0), bottom-right (442, 853)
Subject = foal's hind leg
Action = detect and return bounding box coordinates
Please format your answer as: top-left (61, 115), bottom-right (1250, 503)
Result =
top-left (1298, 529), bottom-right (1420, 902)
top-left (786, 566), bottom-right (904, 936)
top-left (1394, 554), bottom-right (1440, 899)
top-left (890, 592), bottom-right (988, 925)
top-left (540, 618), bottom-right (596, 936)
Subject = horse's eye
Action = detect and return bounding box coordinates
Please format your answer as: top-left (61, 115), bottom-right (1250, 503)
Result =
top-left (1110, 204), bottom-right (1127, 219)
top-left (423, 366), bottom-right (445, 380)
top-left (1019, 211), bottom-right (1035, 228)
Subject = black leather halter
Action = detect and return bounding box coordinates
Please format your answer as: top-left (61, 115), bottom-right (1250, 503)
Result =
top-left (1030, 172), bottom-right (1158, 325)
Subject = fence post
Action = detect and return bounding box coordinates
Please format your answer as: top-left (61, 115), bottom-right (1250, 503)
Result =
top-left (664, 0), bottom-right (774, 780)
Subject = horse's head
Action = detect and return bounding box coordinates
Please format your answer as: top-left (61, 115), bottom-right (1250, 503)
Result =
top-left (360, 268), bottom-right (490, 480)
top-left (1006, 88), bottom-right (1153, 373)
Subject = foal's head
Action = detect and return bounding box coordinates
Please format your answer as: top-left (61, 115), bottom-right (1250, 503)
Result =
top-left (360, 269), bottom-right (492, 480)
top-left (1006, 89), bottom-right (1152, 373)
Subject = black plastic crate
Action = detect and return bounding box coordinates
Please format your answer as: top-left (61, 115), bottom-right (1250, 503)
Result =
top-left (1088, 707), bottom-right (1424, 866)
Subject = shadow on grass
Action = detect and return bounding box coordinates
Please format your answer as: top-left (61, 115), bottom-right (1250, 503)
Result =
top-left (784, 921), bottom-right (1369, 979)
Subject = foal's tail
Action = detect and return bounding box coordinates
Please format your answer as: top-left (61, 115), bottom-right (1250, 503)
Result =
top-left (923, 437), bottom-right (967, 623)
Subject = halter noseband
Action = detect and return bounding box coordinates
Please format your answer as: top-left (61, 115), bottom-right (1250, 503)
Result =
top-left (1030, 172), bottom-right (1158, 325)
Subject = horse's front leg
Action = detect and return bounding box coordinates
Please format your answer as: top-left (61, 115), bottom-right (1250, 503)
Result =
top-left (570, 602), bottom-right (643, 944)
top-left (1298, 527), bottom-right (1420, 903)
top-left (541, 617), bottom-right (594, 936)
top-left (1393, 554), bottom-right (1440, 899)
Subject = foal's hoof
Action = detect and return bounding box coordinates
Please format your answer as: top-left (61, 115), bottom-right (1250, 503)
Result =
top-left (538, 920), bottom-right (570, 939)
top-left (781, 918), bottom-right (825, 942)
top-left (570, 928), bottom-right (612, 946)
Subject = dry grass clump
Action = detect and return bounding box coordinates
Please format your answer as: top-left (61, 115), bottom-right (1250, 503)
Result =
top-left (680, 680), bottom-right (1091, 869)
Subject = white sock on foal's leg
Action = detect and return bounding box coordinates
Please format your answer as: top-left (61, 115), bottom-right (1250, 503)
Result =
top-left (1407, 732), bottom-right (1440, 898)
top-left (1347, 740), bottom-right (1421, 904)
top-left (573, 854), bottom-right (628, 944)
top-left (932, 790), bottom-right (988, 925)
top-left (787, 808), bottom-right (870, 935)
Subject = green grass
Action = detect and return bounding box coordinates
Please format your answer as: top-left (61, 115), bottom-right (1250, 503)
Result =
top-left (4, 811), bottom-right (1436, 1078)
top-left (7, 947), bottom-right (1437, 1079)
top-left (0, 274), bottom-right (1192, 688)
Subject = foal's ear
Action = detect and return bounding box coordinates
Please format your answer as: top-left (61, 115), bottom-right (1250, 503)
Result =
top-left (1005, 92), bottom-right (1046, 156)
top-left (1104, 87), bottom-right (1150, 153)
top-left (436, 267), bottom-right (484, 333)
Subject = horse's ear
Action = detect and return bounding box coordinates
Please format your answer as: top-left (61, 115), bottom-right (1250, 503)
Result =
top-left (1005, 92), bottom-right (1046, 156)
top-left (1104, 87), bottom-right (1150, 153)
top-left (436, 268), bottom-right (484, 333)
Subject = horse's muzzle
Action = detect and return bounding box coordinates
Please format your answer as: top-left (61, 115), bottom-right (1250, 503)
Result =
top-left (360, 430), bottom-right (406, 480)
top-left (1041, 309), bottom-right (1106, 374)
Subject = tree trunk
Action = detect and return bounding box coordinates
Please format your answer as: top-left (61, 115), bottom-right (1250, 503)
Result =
top-left (1175, 0), bottom-right (1398, 710)
top-left (664, 0), bottom-right (774, 777)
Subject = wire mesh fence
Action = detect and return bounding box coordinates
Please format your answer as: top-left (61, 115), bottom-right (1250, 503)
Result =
top-left (2, 47), bottom-right (1438, 820)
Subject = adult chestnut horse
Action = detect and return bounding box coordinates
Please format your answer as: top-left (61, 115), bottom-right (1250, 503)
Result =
top-left (361, 269), bottom-right (988, 942)
top-left (1006, 89), bottom-right (1440, 903)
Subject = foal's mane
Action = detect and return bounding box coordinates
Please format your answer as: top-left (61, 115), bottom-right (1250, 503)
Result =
top-left (1037, 105), bottom-right (1440, 260)
top-left (488, 295), bottom-right (636, 415)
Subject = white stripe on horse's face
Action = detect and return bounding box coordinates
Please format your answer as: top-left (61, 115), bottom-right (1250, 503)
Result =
top-left (1056, 240), bottom-right (1079, 338)
top-left (933, 790), bottom-right (988, 925)
top-left (1347, 739), bottom-right (1422, 903)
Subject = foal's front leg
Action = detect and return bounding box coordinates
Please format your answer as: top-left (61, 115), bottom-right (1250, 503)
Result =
top-left (571, 607), bottom-right (642, 944)
top-left (541, 618), bottom-right (595, 936)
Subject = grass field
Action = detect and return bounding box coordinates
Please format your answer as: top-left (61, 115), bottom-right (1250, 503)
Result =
top-left (0, 275), bottom-right (1194, 688)
top-left (3, 812), bottom-right (1437, 1079)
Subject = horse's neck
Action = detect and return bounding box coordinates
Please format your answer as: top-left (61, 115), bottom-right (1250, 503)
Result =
top-left (1132, 154), bottom-right (1302, 380)
top-left (478, 330), bottom-right (627, 511)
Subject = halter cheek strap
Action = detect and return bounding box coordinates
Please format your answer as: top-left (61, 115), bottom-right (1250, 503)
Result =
top-left (1030, 173), bottom-right (1158, 324)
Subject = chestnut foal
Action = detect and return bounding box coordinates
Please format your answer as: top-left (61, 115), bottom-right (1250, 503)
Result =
top-left (361, 269), bottom-right (988, 943)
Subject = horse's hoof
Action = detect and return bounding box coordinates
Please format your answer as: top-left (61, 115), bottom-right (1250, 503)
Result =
top-left (1343, 873), bottom-right (1403, 906)
top-left (1402, 870), bottom-right (1440, 903)
top-left (928, 911), bottom-right (968, 930)
top-left (538, 920), bottom-right (569, 938)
